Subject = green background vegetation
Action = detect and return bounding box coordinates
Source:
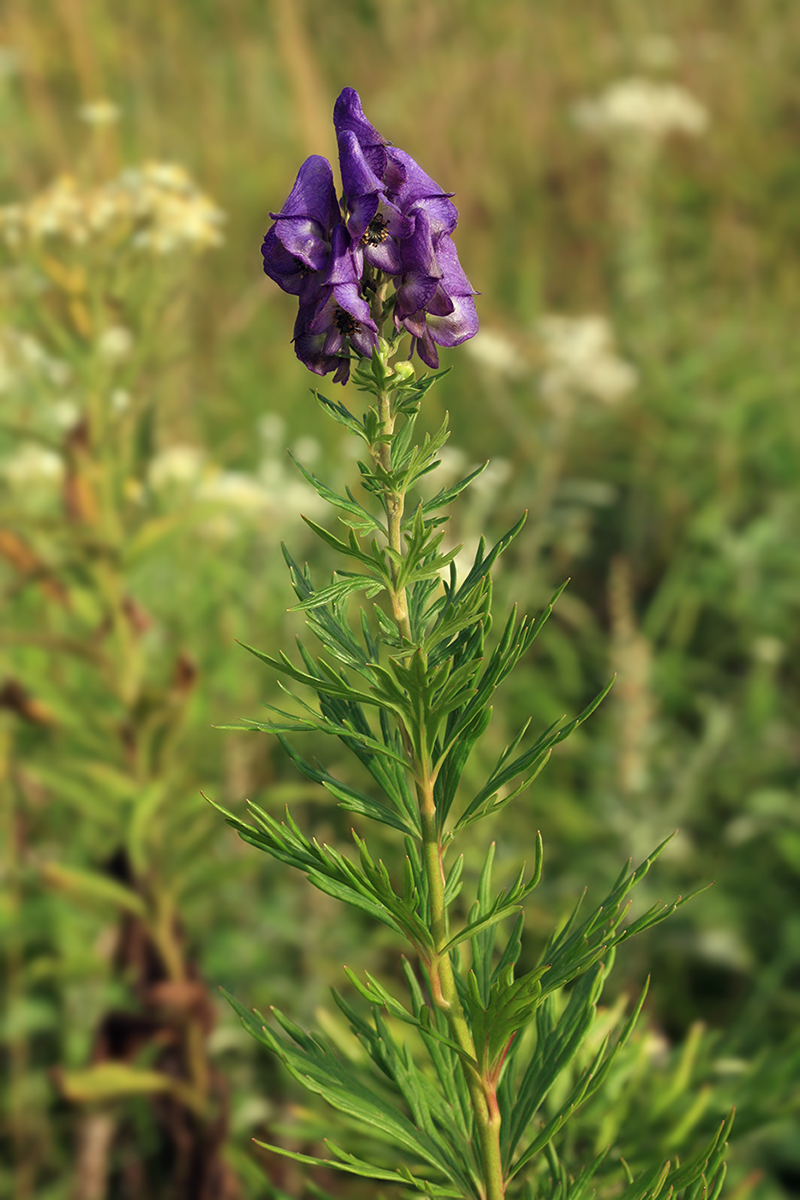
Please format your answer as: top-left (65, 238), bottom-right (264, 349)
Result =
top-left (1, 1), bottom-right (798, 1197)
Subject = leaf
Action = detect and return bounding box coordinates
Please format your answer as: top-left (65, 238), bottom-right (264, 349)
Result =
top-left (221, 988), bottom-right (475, 1194)
top-left (290, 574), bottom-right (384, 612)
top-left (288, 453), bottom-right (384, 533)
top-left (40, 862), bottom-right (147, 918)
top-left (315, 390), bottom-right (369, 442)
top-left (611, 1112), bottom-right (733, 1200)
top-left (454, 678), bottom-right (614, 834)
top-left (507, 976), bottom-right (651, 1177)
top-left (504, 966), bottom-right (606, 1163)
top-left (443, 904), bottom-right (523, 955)
top-left (57, 1062), bottom-right (200, 1112)
top-left (421, 463), bottom-right (489, 515)
top-left (278, 736), bottom-right (419, 835)
top-left (209, 795), bottom-right (408, 935)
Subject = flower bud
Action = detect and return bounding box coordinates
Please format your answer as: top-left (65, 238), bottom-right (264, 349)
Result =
top-left (391, 360), bottom-right (416, 384)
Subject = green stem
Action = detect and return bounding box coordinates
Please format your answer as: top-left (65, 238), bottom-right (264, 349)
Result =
top-left (377, 390), bottom-right (412, 640)
top-left (376, 388), bottom-right (505, 1200)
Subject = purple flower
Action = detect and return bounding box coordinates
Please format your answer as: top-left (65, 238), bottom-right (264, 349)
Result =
top-left (393, 207), bottom-right (478, 369)
top-left (336, 129), bottom-right (411, 273)
top-left (334, 89), bottom-right (457, 271)
top-left (261, 155), bottom-right (341, 297)
top-left (261, 88), bottom-right (478, 382)
top-left (293, 225), bottom-right (377, 384)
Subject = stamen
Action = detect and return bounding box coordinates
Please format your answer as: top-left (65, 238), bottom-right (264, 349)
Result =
top-left (362, 213), bottom-right (389, 246)
top-left (333, 308), bottom-right (359, 336)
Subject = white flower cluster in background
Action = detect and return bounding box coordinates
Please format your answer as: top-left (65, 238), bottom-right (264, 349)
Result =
top-left (536, 315), bottom-right (638, 406)
top-left (464, 328), bottom-right (529, 380)
top-left (0, 162), bottom-right (226, 254)
top-left (0, 441), bottom-right (64, 490)
top-left (0, 326), bottom-right (72, 393)
top-left (572, 77), bottom-right (709, 142)
top-left (78, 99), bottom-right (121, 126)
top-left (146, 415), bottom-right (326, 541)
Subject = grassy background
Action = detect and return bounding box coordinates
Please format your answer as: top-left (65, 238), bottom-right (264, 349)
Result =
top-left (1, 1), bottom-right (799, 1197)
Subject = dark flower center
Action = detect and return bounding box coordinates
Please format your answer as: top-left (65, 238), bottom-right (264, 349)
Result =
top-left (362, 214), bottom-right (389, 246)
top-left (333, 307), bottom-right (359, 336)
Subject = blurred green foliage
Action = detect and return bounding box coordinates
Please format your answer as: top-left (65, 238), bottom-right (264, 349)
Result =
top-left (0, 0), bottom-right (799, 1197)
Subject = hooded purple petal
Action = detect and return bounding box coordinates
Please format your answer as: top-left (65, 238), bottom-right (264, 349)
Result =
top-left (269, 155), bottom-right (341, 231)
top-left (262, 156), bottom-right (342, 291)
top-left (426, 292), bottom-right (479, 349)
top-left (261, 227), bottom-right (316, 296)
top-left (413, 327), bottom-right (440, 370)
top-left (394, 208), bottom-right (442, 322)
top-left (333, 88), bottom-right (390, 178)
top-left (386, 148), bottom-right (458, 235)
top-left (434, 232), bottom-right (477, 296)
top-left (323, 223), bottom-right (362, 286)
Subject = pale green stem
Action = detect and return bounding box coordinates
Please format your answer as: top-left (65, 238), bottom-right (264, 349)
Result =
top-left (376, 388), bottom-right (505, 1200)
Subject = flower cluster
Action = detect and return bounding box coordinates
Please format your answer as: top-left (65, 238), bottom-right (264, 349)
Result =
top-left (0, 163), bottom-right (225, 255)
top-left (572, 78), bottom-right (709, 142)
top-left (261, 88), bottom-right (478, 383)
top-left (536, 314), bottom-right (638, 406)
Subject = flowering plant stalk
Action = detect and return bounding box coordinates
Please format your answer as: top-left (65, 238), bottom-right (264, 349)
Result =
top-left (218, 90), bottom-right (731, 1199)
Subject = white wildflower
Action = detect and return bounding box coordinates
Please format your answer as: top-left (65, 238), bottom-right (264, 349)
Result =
top-left (196, 470), bottom-right (270, 513)
top-left (0, 351), bottom-right (16, 393)
top-left (258, 459), bottom-right (284, 492)
top-left (572, 77), bottom-right (709, 141)
top-left (78, 100), bottom-right (121, 126)
top-left (147, 444), bottom-right (206, 490)
top-left (283, 479), bottom-right (326, 517)
top-left (110, 389), bottom-right (131, 413)
top-left (435, 446), bottom-right (468, 487)
top-left (465, 329), bottom-right (528, 380)
top-left (0, 327), bottom-right (70, 390)
top-left (537, 314), bottom-right (637, 406)
top-left (97, 325), bottom-right (134, 362)
top-left (0, 162), bottom-right (225, 255)
top-left (50, 399), bottom-right (80, 429)
top-left (45, 357), bottom-right (71, 387)
top-left (451, 537), bottom-right (481, 586)
top-left (1, 442), bottom-right (64, 488)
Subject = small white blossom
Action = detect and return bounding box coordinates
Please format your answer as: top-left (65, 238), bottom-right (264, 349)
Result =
top-left (50, 399), bottom-right (80, 429)
top-left (196, 470), bottom-right (270, 512)
top-left (148, 444), bottom-right (206, 490)
top-left (0, 327), bottom-right (70, 391)
top-left (97, 325), bottom-right (134, 362)
top-left (572, 77), bottom-right (709, 141)
top-left (78, 100), bottom-right (121, 126)
top-left (537, 314), bottom-right (637, 406)
top-left (0, 442), bottom-right (64, 488)
top-left (465, 329), bottom-right (528, 379)
top-left (0, 163), bottom-right (225, 254)
top-left (110, 389), bottom-right (131, 413)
